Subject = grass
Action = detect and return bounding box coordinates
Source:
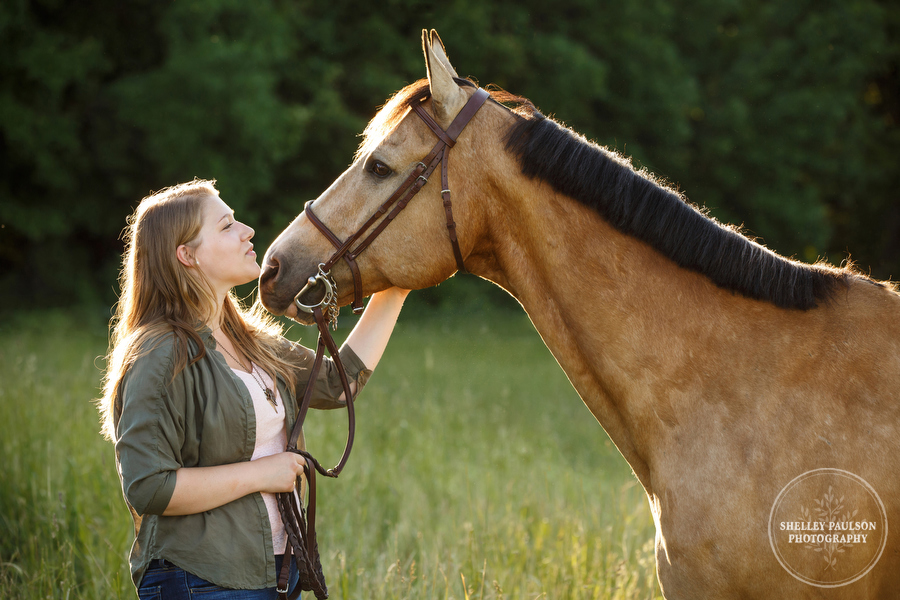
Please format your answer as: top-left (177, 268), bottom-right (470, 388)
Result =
top-left (0, 309), bottom-right (134, 598)
top-left (0, 301), bottom-right (661, 599)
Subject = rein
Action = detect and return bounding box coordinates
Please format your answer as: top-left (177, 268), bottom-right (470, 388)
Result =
top-left (276, 88), bottom-right (490, 600)
top-left (276, 307), bottom-right (350, 600)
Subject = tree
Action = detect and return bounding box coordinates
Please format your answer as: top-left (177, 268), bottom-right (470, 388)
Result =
top-left (0, 0), bottom-right (896, 309)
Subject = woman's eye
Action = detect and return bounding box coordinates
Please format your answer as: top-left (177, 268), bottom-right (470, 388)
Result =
top-left (369, 160), bottom-right (393, 178)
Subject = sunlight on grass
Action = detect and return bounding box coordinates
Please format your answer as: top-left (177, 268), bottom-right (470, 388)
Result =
top-left (0, 306), bottom-right (661, 599)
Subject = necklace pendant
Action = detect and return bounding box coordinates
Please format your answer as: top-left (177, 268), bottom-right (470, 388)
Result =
top-left (264, 387), bottom-right (277, 410)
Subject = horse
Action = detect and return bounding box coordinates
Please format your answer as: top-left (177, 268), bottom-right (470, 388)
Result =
top-left (259, 30), bottom-right (900, 598)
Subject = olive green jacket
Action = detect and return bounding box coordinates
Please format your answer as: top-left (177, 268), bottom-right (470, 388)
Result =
top-left (114, 327), bottom-right (370, 590)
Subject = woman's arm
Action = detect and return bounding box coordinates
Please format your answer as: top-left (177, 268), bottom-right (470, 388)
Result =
top-left (162, 452), bottom-right (307, 516)
top-left (279, 287), bottom-right (410, 408)
top-left (342, 287), bottom-right (410, 372)
top-left (164, 290), bottom-right (409, 515)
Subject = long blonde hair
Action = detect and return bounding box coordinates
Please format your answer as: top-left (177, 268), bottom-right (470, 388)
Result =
top-left (99, 179), bottom-right (296, 440)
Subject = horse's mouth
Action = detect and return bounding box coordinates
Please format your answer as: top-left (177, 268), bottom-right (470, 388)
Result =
top-left (259, 258), bottom-right (313, 324)
top-left (287, 277), bottom-right (335, 325)
top-left (259, 255), bottom-right (344, 326)
top-left (286, 304), bottom-right (314, 325)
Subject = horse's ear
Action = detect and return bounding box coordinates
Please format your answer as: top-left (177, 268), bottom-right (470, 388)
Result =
top-left (422, 29), bottom-right (466, 126)
top-left (429, 30), bottom-right (459, 78)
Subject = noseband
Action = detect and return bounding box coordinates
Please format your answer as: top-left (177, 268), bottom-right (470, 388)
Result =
top-left (276, 88), bottom-right (491, 600)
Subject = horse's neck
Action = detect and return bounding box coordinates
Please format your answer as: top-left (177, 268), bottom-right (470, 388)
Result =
top-left (472, 184), bottom-right (742, 490)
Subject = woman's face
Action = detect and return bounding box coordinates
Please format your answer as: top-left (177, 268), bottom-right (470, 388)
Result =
top-left (189, 194), bottom-right (260, 293)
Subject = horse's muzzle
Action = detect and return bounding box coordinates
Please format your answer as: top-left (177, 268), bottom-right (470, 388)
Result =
top-left (258, 255), bottom-right (298, 319)
top-left (258, 255), bottom-right (327, 325)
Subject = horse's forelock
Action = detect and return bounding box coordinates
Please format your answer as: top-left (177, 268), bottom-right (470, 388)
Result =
top-left (355, 79), bottom-right (432, 162)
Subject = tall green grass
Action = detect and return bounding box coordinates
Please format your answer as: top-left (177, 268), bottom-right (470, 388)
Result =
top-left (0, 310), bottom-right (134, 598)
top-left (0, 305), bottom-right (661, 599)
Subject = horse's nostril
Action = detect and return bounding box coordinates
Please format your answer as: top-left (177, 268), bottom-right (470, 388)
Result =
top-left (260, 256), bottom-right (280, 288)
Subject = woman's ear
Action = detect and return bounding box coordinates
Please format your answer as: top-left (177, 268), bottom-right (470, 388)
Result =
top-left (176, 244), bottom-right (197, 267)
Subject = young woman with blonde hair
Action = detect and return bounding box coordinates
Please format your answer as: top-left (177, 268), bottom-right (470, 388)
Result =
top-left (99, 179), bottom-right (408, 599)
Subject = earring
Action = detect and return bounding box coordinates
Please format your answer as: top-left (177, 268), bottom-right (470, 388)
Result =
top-left (195, 260), bottom-right (200, 267)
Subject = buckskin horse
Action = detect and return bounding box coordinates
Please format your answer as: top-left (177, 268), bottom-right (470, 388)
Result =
top-left (259, 30), bottom-right (900, 598)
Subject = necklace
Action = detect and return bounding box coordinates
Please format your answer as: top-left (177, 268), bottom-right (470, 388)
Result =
top-left (217, 341), bottom-right (278, 410)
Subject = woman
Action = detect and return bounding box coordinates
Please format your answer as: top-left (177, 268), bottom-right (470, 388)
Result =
top-left (98, 179), bottom-right (408, 598)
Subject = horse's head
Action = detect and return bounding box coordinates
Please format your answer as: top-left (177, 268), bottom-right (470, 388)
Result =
top-left (260, 30), bottom-right (503, 323)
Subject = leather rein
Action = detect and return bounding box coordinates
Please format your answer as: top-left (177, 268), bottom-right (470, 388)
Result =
top-left (276, 88), bottom-right (490, 599)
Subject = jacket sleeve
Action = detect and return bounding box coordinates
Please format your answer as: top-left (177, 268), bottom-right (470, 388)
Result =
top-left (281, 341), bottom-right (373, 410)
top-left (114, 341), bottom-right (185, 516)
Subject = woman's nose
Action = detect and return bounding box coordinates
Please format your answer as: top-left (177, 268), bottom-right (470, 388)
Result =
top-left (241, 222), bottom-right (255, 240)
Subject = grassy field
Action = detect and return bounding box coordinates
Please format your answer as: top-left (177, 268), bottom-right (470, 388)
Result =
top-left (0, 302), bottom-right (661, 599)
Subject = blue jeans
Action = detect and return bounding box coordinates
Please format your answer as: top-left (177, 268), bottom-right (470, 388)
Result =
top-left (138, 556), bottom-right (299, 599)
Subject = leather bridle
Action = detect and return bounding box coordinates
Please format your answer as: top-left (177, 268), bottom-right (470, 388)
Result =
top-left (276, 87), bottom-right (491, 600)
top-left (296, 87), bottom-right (490, 316)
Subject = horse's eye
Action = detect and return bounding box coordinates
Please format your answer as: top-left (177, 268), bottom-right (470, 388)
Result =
top-left (368, 160), bottom-right (393, 179)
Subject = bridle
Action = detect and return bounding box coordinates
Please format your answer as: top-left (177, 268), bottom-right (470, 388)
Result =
top-left (290, 86), bottom-right (490, 474)
top-left (276, 87), bottom-right (491, 600)
top-left (297, 87), bottom-right (490, 316)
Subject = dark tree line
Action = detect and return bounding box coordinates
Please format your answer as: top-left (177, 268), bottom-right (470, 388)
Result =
top-left (1, 0), bottom-right (897, 308)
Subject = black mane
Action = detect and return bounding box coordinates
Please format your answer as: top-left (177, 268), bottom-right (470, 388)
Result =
top-left (503, 114), bottom-right (850, 310)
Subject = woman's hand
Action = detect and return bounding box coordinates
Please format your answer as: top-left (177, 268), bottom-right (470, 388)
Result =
top-left (253, 452), bottom-right (309, 494)
top-left (162, 454), bottom-right (308, 515)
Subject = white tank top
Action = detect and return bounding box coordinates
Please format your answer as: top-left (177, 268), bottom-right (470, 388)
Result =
top-left (232, 364), bottom-right (287, 554)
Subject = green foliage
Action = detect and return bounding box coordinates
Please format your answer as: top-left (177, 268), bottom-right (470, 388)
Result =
top-left (674, 0), bottom-right (896, 262)
top-left (0, 308), bottom-right (660, 599)
top-left (0, 1), bottom-right (897, 307)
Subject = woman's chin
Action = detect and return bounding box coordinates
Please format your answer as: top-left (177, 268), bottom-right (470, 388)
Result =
top-left (243, 265), bottom-right (262, 286)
